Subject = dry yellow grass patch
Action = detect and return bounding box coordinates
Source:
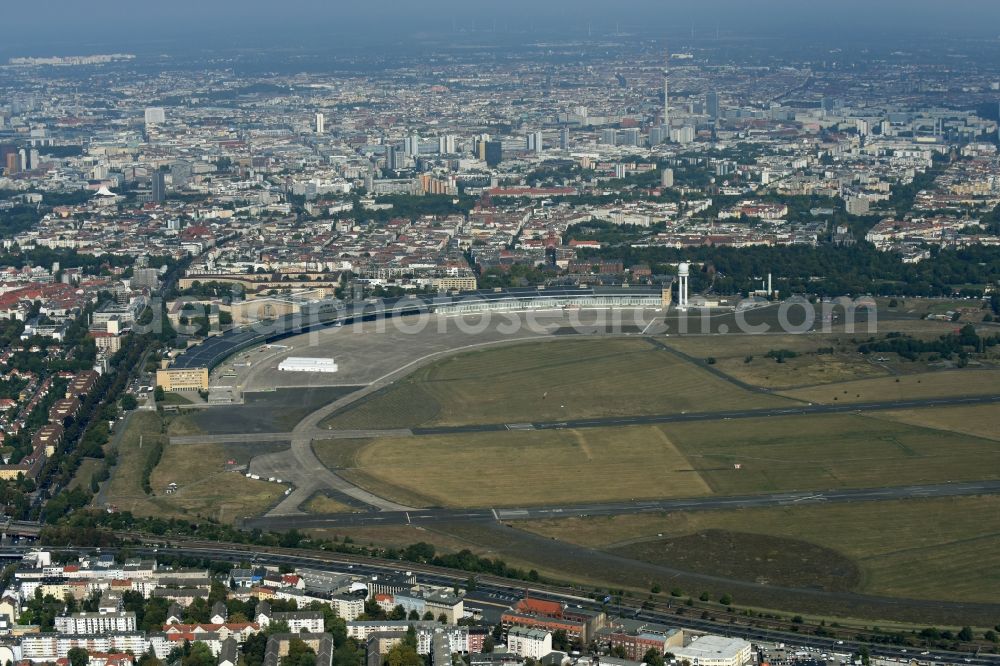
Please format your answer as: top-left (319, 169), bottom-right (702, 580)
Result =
top-left (344, 425), bottom-right (710, 508)
top-left (780, 369), bottom-right (1000, 404)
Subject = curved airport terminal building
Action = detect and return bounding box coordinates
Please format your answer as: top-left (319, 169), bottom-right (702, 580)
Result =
top-left (157, 286), bottom-right (671, 389)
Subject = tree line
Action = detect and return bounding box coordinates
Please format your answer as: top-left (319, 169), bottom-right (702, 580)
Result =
top-left (577, 243), bottom-right (1000, 297)
top-left (858, 325), bottom-right (999, 361)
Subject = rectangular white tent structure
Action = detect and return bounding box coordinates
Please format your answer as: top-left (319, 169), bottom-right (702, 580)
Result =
top-left (277, 357), bottom-right (338, 373)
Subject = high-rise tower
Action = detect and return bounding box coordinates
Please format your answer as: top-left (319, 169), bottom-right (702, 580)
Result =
top-left (663, 46), bottom-right (670, 128)
top-left (707, 91), bottom-right (720, 120)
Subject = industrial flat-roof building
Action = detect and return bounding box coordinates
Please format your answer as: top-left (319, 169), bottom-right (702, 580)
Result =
top-left (672, 635), bottom-right (752, 666)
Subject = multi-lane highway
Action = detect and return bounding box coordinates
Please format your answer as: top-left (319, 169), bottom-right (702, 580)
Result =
top-left (242, 479), bottom-right (1000, 529)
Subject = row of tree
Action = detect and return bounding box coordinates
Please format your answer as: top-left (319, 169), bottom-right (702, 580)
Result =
top-left (46, 509), bottom-right (548, 588)
top-left (858, 325), bottom-right (999, 360)
top-left (38, 332), bottom-right (155, 522)
top-left (577, 243), bottom-right (1000, 297)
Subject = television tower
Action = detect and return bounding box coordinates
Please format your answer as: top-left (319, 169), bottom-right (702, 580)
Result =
top-left (663, 45), bottom-right (670, 129)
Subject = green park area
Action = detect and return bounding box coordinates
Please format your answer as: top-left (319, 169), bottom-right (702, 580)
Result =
top-left (322, 337), bottom-right (792, 429)
top-left (516, 494), bottom-right (1000, 604)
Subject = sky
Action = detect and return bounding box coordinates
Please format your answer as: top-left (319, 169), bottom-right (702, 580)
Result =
top-left (5, 0), bottom-right (1000, 56)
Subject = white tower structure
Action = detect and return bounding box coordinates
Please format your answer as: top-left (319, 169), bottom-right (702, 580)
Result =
top-left (677, 262), bottom-right (689, 309)
top-left (315, 113), bottom-right (325, 135)
top-left (663, 47), bottom-right (670, 128)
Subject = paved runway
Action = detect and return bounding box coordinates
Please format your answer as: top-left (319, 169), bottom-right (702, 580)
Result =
top-left (241, 478), bottom-right (1000, 530)
top-left (172, 394), bottom-right (1000, 444)
top-left (412, 393), bottom-right (1000, 434)
top-left (170, 429), bottom-right (411, 445)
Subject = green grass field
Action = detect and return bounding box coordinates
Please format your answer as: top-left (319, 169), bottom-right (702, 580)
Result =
top-left (339, 411), bottom-right (1000, 507)
top-left (323, 338), bottom-right (793, 430)
top-left (662, 333), bottom-right (858, 359)
top-left (148, 442), bottom-right (284, 523)
top-left (302, 493), bottom-right (360, 514)
top-left (515, 495), bottom-right (1000, 603)
top-left (714, 351), bottom-right (889, 389)
top-left (100, 411), bottom-right (283, 522)
top-left (616, 529), bottom-right (862, 592)
top-left (165, 412), bottom-right (206, 437)
top-left (100, 412), bottom-right (169, 513)
top-left (340, 426), bottom-right (711, 508)
top-left (870, 404), bottom-right (999, 442)
top-left (159, 392), bottom-right (194, 406)
top-left (662, 413), bottom-right (1000, 495)
top-left (871, 319), bottom-right (975, 334)
top-left (780, 368), bottom-right (1000, 404)
top-left (68, 457), bottom-right (104, 492)
top-left (659, 323), bottom-right (988, 390)
top-left (306, 524), bottom-right (513, 561)
top-left (312, 439), bottom-right (373, 469)
top-left (880, 297), bottom-right (986, 317)
top-left (666, 333), bottom-right (889, 389)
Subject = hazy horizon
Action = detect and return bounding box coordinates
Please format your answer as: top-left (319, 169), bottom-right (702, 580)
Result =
top-left (4, 0), bottom-right (1000, 58)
